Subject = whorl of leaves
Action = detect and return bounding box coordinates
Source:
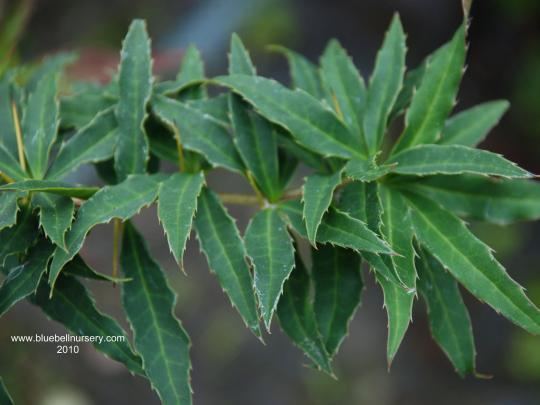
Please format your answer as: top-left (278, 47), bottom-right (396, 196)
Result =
top-left (1, 14), bottom-right (540, 405)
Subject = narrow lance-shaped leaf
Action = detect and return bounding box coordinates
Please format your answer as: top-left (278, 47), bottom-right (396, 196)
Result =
top-left (215, 75), bottom-right (364, 159)
top-left (0, 180), bottom-right (98, 199)
top-left (337, 181), bottom-right (414, 362)
top-left (404, 192), bottom-right (540, 334)
top-left (363, 14), bottom-right (406, 154)
top-left (416, 246), bottom-right (476, 377)
top-left (302, 169), bottom-right (342, 244)
top-left (115, 19), bottom-right (153, 180)
top-left (439, 100), bottom-right (509, 147)
top-left (392, 25), bottom-right (466, 154)
top-left (0, 239), bottom-right (54, 318)
top-left (158, 172), bottom-right (205, 267)
top-left (0, 75), bottom-right (19, 157)
top-left (269, 45), bottom-right (324, 98)
top-left (121, 223), bottom-right (191, 405)
top-left (63, 255), bottom-right (129, 284)
top-left (229, 33), bottom-right (256, 75)
top-left (405, 175), bottom-right (540, 225)
top-left (279, 200), bottom-right (393, 255)
top-left (387, 144), bottom-right (532, 178)
top-left (194, 188), bottom-right (261, 336)
top-left (245, 208), bottom-right (295, 330)
top-left (33, 274), bottom-right (144, 376)
top-left (378, 185), bottom-right (417, 364)
top-left (152, 95), bottom-right (244, 173)
top-left (33, 193), bottom-right (74, 249)
top-left (22, 72), bottom-right (59, 178)
top-left (0, 192), bottom-right (20, 231)
top-left (0, 209), bottom-right (37, 267)
top-left (155, 45), bottom-right (206, 98)
top-left (389, 59), bottom-right (427, 122)
top-left (230, 95), bottom-right (281, 201)
top-left (320, 39), bottom-right (367, 152)
top-left (48, 174), bottom-right (162, 290)
top-left (312, 245), bottom-right (363, 356)
top-left (48, 108), bottom-right (118, 180)
top-left (336, 182), bottom-right (402, 285)
top-left (357, 182), bottom-right (406, 286)
top-left (277, 254), bottom-right (333, 375)
top-left (0, 378), bottom-right (13, 405)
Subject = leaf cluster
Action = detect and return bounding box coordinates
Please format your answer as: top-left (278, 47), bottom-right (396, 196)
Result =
top-left (1, 15), bottom-right (540, 404)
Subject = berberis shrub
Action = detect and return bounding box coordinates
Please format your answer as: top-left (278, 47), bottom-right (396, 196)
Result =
top-left (1, 13), bottom-right (540, 404)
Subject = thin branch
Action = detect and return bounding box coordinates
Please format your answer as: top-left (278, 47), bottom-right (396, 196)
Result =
top-left (112, 219), bottom-right (124, 285)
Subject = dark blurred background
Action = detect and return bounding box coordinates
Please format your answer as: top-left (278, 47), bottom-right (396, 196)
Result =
top-left (1, 0), bottom-right (540, 404)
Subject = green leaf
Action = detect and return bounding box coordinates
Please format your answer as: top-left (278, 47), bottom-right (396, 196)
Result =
top-left (387, 145), bottom-right (532, 178)
top-left (312, 245), bottom-right (363, 356)
top-left (0, 75), bottom-right (19, 157)
top-left (269, 45), bottom-right (324, 98)
top-left (245, 208), bottom-right (295, 330)
top-left (378, 186), bottom-right (417, 363)
top-left (48, 174), bottom-right (162, 291)
top-left (302, 169), bottom-right (342, 244)
top-left (0, 143), bottom-right (26, 181)
top-left (229, 33), bottom-right (256, 75)
top-left (363, 15), bottom-right (406, 154)
top-left (389, 60), bottom-right (427, 122)
top-left (277, 254), bottom-right (333, 374)
top-left (22, 71), bottom-right (59, 179)
top-left (194, 188), bottom-right (261, 335)
top-left (279, 200), bottom-right (393, 255)
top-left (0, 209), bottom-right (37, 266)
top-left (63, 255), bottom-right (129, 283)
top-left (121, 223), bottom-right (191, 404)
top-left (0, 239), bottom-right (54, 317)
top-left (0, 192), bottom-right (20, 231)
top-left (115, 19), bottom-right (153, 180)
top-left (340, 182), bottom-right (402, 285)
top-left (404, 192), bottom-right (540, 335)
top-left (416, 246), bottom-right (476, 376)
top-left (152, 95), bottom-right (244, 173)
top-left (155, 44), bottom-right (206, 99)
top-left (33, 193), bottom-right (74, 249)
top-left (336, 181), bottom-right (414, 360)
top-left (215, 75), bottom-right (364, 159)
top-left (60, 85), bottom-right (116, 129)
top-left (158, 172), bottom-right (205, 266)
top-left (405, 175), bottom-right (540, 225)
top-left (177, 45), bottom-right (206, 85)
top-left (392, 25), bottom-right (466, 154)
top-left (229, 95), bottom-right (281, 201)
top-left (439, 100), bottom-right (510, 147)
top-left (33, 274), bottom-right (144, 376)
top-left (380, 186), bottom-right (417, 290)
top-left (48, 108), bottom-right (118, 180)
top-left (344, 158), bottom-right (393, 182)
top-left (0, 377), bottom-right (13, 405)
top-left (0, 180), bottom-right (98, 199)
top-left (320, 39), bottom-right (366, 150)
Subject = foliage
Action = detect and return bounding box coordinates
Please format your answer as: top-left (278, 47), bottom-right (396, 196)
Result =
top-left (1, 14), bottom-right (540, 404)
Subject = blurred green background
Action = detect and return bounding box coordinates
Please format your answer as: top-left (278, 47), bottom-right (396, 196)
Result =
top-left (1, 0), bottom-right (540, 403)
